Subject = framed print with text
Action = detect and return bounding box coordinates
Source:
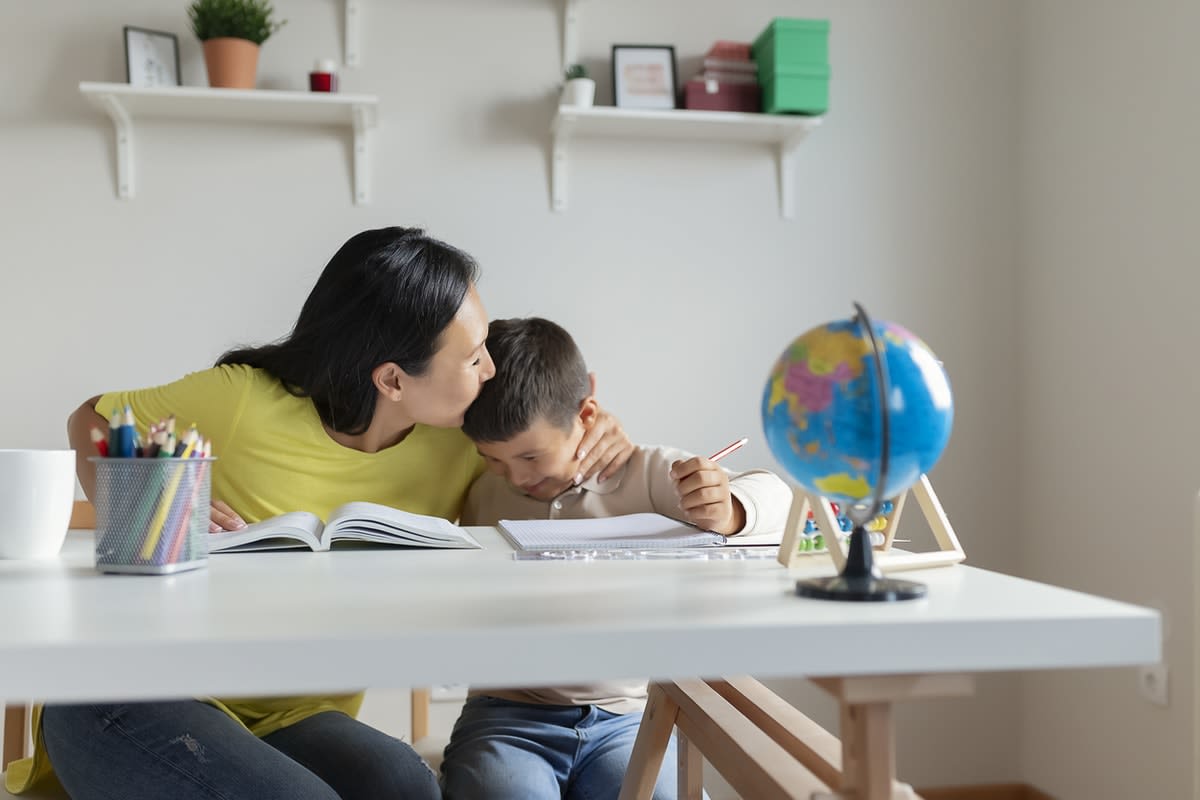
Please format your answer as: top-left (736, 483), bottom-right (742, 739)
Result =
top-left (124, 26), bottom-right (181, 88)
top-left (612, 45), bottom-right (677, 110)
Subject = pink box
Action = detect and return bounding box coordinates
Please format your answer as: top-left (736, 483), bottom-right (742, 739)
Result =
top-left (705, 40), bottom-right (753, 61)
top-left (684, 77), bottom-right (761, 113)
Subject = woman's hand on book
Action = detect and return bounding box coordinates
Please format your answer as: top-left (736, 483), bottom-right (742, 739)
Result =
top-left (209, 499), bottom-right (247, 533)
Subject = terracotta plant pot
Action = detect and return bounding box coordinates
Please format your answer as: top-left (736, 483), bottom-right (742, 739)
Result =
top-left (202, 37), bottom-right (260, 89)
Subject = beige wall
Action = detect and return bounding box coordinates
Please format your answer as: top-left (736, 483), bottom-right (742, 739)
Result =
top-left (14, 0), bottom-right (1187, 795)
top-left (1016, 1), bottom-right (1199, 798)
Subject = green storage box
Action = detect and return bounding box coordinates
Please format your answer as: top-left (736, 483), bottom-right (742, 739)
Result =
top-left (761, 63), bottom-right (830, 115)
top-left (752, 18), bottom-right (830, 74)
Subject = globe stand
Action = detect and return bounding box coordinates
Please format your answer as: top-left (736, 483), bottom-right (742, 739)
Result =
top-left (788, 301), bottom-right (932, 603)
top-left (795, 523), bottom-right (927, 602)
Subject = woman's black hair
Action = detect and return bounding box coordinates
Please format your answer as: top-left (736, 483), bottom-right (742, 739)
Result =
top-left (217, 227), bottom-right (480, 435)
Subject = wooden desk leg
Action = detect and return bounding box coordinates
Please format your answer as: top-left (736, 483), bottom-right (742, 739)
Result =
top-left (411, 688), bottom-right (431, 741)
top-left (812, 674), bottom-right (973, 800)
top-left (676, 731), bottom-right (703, 800)
top-left (3, 704), bottom-right (27, 769)
top-left (839, 701), bottom-right (894, 800)
top-left (619, 684), bottom-right (680, 800)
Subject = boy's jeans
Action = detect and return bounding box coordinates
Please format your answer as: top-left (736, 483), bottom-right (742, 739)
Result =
top-left (441, 695), bottom-right (686, 800)
top-left (41, 701), bottom-right (440, 800)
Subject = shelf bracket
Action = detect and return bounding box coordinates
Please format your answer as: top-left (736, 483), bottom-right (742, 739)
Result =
top-left (96, 93), bottom-right (135, 200)
top-left (352, 104), bottom-right (372, 205)
top-left (777, 131), bottom-right (812, 219)
top-left (551, 114), bottom-right (576, 212)
top-left (344, 0), bottom-right (362, 67)
top-left (562, 0), bottom-right (579, 72)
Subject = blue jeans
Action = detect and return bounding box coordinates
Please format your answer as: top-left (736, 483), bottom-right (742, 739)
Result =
top-left (41, 701), bottom-right (440, 800)
top-left (440, 696), bottom-right (678, 800)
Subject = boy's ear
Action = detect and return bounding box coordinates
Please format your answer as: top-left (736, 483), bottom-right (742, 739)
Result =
top-left (372, 362), bottom-right (406, 402)
top-left (578, 394), bottom-right (600, 428)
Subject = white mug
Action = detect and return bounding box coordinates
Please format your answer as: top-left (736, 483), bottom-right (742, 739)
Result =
top-left (0, 449), bottom-right (75, 559)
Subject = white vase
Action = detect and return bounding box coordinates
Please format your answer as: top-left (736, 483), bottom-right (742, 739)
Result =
top-left (561, 78), bottom-right (595, 107)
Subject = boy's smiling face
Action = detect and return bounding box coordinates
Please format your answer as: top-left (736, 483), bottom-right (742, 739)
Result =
top-left (475, 416), bottom-right (588, 501)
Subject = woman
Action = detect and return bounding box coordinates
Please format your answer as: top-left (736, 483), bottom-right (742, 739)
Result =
top-left (11, 227), bottom-right (634, 800)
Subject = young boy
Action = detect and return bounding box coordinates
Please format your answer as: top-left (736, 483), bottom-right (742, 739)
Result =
top-left (441, 317), bottom-right (792, 800)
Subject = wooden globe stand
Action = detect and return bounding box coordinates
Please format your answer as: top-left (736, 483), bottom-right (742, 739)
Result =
top-left (777, 477), bottom-right (966, 577)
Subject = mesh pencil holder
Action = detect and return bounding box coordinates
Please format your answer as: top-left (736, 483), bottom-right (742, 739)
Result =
top-left (90, 456), bottom-right (216, 575)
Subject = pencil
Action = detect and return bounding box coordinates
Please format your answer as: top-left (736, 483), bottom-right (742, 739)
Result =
top-left (89, 426), bottom-right (109, 458)
top-left (166, 438), bottom-right (211, 565)
top-left (139, 429), bottom-right (199, 560)
top-left (107, 409), bottom-right (121, 458)
top-left (707, 437), bottom-right (748, 463)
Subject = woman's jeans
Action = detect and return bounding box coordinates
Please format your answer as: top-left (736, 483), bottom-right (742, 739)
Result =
top-left (41, 700), bottom-right (440, 800)
top-left (440, 695), bottom-right (679, 800)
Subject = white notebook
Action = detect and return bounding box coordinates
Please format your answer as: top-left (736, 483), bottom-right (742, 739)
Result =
top-left (497, 513), bottom-right (728, 551)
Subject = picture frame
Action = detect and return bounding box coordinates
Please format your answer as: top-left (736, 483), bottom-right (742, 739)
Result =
top-left (124, 26), bottom-right (181, 88)
top-left (611, 45), bottom-right (678, 110)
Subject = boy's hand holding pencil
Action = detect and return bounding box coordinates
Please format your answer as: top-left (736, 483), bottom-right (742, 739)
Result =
top-left (669, 438), bottom-right (749, 536)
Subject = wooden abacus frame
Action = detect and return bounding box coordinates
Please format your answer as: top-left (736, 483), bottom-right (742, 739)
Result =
top-left (777, 474), bottom-right (965, 572)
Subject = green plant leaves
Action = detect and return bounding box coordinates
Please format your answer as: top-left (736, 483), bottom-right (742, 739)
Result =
top-left (188, 0), bottom-right (286, 45)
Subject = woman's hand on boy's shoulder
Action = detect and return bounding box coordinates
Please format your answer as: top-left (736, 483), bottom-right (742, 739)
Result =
top-left (669, 457), bottom-right (746, 535)
top-left (575, 405), bottom-right (635, 484)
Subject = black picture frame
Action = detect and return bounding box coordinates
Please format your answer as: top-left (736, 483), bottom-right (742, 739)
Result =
top-left (611, 44), bottom-right (678, 110)
top-left (123, 26), bottom-right (182, 88)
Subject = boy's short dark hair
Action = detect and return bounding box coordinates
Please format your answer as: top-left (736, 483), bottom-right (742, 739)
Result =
top-left (462, 317), bottom-right (590, 443)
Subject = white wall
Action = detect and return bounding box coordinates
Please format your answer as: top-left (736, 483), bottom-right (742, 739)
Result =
top-left (1016, 1), bottom-right (1200, 798)
top-left (0, 0), bottom-right (1028, 791)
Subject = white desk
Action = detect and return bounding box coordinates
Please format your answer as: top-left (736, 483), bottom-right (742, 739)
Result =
top-left (0, 529), bottom-right (1159, 703)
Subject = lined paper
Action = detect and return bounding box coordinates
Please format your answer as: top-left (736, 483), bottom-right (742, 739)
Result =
top-left (498, 513), bottom-right (727, 551)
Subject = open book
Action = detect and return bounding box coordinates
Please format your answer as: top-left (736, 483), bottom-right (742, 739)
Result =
top-left (498, 512), bottom-right (737, 551)
top-left (209, 502), bottom-right (482, 553)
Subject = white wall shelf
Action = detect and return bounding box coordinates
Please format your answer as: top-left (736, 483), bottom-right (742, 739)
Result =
top-left (79, 82), bottom-right (380, 205)
top-left (550, 106), bottom-right (821, 218)
top-left (343, 0), bottom-right (363, 67)
top-left (561, 0), bottom-right (580, 72)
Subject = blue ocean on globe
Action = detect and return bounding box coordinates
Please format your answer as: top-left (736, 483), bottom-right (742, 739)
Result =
top-left (761, 317), bottom-right (953, 507)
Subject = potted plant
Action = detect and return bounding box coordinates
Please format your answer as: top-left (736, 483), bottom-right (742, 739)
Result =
top-left (561, 63), bottom-right (595, 108)
top-left (187, 0), bottom-right (286, 89)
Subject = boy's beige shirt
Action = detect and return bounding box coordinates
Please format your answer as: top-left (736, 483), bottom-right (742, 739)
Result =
top-left (461, 444), bottom-right (792, 714)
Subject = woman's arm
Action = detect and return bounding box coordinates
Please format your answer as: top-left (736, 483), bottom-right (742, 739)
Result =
top-left (66, 396), bottom-right (106, 500)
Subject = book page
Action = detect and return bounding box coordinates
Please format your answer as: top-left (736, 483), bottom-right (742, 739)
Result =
top-left (324, 501), bottom-right (481, 549)
top-left (725, 528), bottom-right (785, 547)
top-left (208, 511), bottom-right (323, 553)
top-left (498, 513), bottom-right (727, 551)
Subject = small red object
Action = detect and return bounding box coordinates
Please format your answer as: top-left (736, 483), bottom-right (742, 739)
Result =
top-left (309, 58), bottom-right (338, 92)
top-left (684, 78), bottom-right (761, 113)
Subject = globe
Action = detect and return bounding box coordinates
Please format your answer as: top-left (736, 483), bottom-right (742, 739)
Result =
top-left (762, 314), bottom-right (953, 515)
